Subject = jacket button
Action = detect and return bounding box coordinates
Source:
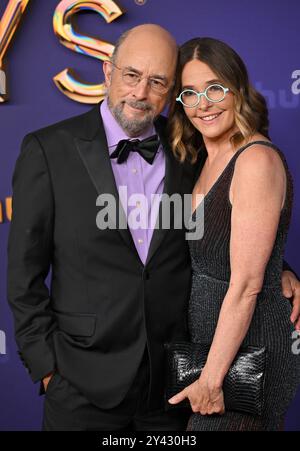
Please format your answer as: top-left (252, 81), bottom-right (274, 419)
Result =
top-left (143, 270), bottom-right (150, 280)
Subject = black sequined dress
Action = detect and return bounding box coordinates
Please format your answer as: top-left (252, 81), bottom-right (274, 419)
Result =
top-left (187, 141), bottom-right (300, 431)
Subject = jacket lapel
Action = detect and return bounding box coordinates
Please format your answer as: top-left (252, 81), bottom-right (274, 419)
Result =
top-left (74, 104), bottom-right (137, 257)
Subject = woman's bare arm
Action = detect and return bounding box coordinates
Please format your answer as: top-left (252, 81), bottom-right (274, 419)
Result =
top-left (202, 145), bottom-right (286, 387)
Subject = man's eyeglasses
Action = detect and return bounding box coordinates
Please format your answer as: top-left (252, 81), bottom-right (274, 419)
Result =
top-left (176, 84), bottom-right (230, 107)
top-left (110, 62), bottom-right (171, 95)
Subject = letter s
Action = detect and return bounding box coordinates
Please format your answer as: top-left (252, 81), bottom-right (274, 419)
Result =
top-left (53, 0), bottom-right (124, 104)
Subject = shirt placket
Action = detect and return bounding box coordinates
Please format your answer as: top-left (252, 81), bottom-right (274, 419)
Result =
top-left (127, 154), bottom-right (148, 264)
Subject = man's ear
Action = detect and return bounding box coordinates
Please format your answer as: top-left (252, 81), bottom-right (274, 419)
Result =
top-left (103, 61), bottom-right (113, 87)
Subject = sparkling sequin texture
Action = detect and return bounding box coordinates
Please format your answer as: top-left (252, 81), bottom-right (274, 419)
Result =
top-left (187, 141), bottom-right (300, 431)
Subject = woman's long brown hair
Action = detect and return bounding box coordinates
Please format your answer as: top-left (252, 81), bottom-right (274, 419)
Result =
top-left (168, 37), bottom-right (270, 163)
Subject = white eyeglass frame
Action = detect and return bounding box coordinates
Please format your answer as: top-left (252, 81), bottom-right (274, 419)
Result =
top-left (176, 84), bottom-right (230, 107)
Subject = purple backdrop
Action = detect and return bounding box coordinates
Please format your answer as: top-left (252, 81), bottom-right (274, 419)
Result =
top-left (0, 0), bottom-right (299, 430)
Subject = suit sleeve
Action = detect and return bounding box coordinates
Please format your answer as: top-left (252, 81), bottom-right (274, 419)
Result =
top-left (7, 133), bottom-right (57, 383)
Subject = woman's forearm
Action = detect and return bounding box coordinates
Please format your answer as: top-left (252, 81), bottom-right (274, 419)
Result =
top-left (202, 281), bottom-right (260, 388)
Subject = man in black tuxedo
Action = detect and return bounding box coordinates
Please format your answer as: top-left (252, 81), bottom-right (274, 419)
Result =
top-left (7, 24), bottom-right (300, 431)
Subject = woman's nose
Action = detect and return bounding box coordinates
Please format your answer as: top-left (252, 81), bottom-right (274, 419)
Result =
top-left (197, 93), bottom-right (210, 110)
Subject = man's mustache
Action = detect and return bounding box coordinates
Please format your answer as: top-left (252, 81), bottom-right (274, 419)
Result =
top-left (124, 100), bottom-right (153, 112)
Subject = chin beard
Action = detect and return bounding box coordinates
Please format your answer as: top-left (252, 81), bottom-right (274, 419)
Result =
top-left (108, 98), bottom-right (156, 137)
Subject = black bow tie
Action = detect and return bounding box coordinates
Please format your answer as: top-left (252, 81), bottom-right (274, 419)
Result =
top-left (110, 135), bottom-right (160, 165)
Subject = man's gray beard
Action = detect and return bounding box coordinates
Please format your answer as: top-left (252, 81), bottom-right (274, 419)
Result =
top-left (108, 97), bottom-right (155, 137)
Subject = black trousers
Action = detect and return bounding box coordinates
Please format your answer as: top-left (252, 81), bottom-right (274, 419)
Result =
top-left (42, 350), bottom-right (190, 431)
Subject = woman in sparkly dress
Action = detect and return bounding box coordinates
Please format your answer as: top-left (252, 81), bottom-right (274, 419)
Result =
top-left (168, 37), bottom-right (300, 430)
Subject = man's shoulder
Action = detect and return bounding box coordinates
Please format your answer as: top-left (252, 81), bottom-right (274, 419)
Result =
top-left (29, 104), bottom-right (100, 142)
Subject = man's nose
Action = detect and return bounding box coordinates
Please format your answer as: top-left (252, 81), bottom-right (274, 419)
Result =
top-left (132, 78), bottom-right (150, 99)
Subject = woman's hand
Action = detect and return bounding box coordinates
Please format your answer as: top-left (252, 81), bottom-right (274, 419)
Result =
top-left (168, 370), bottom-right (225, 415)
top-left (282, 270), bottom-right (300, 331)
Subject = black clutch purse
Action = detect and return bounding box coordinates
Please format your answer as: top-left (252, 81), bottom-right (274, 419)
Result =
top-left (165, 342), bottom-right (266, 416)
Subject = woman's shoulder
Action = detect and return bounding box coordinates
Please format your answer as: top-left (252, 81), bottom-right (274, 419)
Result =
top-left (234, 136), bottom-right (286, 176)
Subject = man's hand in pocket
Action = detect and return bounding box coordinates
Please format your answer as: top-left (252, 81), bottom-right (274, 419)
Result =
top-left (43, 373), bottom-right (55, 392)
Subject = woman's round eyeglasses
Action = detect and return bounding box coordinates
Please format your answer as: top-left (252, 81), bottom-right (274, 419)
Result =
top-left (176, 84), bottom-right (230, 107)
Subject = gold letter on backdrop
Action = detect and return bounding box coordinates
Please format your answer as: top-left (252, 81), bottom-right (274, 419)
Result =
top-left (53, 0), bottom-right (124, 104)
top-left (0, 0), bottom-right (30, 103)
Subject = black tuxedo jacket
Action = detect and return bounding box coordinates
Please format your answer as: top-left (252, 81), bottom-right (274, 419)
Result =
top-left (7, 104), bottom-right (197, 410)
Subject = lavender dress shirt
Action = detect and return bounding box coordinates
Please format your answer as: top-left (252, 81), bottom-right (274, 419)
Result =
top-left (100, 99), bottom-right (166, 264)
